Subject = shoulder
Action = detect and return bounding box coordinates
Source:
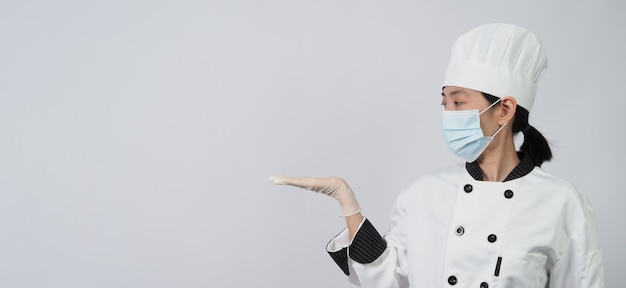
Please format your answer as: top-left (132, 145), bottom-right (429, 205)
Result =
top-left (525, 167), bottom-right (595, 220)
top-left (526, 167), bottom-right (575, 188)
top-left (528, 169), bottom-right (603, 268)
top-left (527, 168), bottom-right (587, 200)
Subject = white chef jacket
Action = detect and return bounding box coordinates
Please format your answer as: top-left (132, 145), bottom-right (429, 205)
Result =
top-left (327, 157), bottom-right (605, 288)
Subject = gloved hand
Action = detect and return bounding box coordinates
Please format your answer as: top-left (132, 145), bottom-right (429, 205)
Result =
top-left (269, 176), bottom-right (361, 217)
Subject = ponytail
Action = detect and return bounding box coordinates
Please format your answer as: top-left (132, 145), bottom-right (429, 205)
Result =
top-left (514, 111), bottom-right (552, 167)
top-left (483, 93), bottom-right (553, 167)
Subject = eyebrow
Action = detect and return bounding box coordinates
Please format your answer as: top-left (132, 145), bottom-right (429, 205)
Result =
top-left (441, 89), bottom-right (464, 97)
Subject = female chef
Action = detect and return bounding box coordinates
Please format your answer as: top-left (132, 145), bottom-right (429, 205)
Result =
top-left (270, 23), bottom-right (605, 288)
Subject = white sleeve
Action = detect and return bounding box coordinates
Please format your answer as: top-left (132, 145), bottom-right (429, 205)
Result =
top-left (326, 193), bottom-right (410, 288)
top-left (548, 209), bottom-right (605, 288)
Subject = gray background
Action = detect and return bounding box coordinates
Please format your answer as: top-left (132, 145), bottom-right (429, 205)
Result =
top-left (1, 0), bottom-right (623, 287)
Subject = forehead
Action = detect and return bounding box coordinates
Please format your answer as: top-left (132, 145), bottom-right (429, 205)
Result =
top-left (441, 86), bottom-right (482, 97)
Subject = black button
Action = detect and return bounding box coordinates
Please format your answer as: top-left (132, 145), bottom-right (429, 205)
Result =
top-left (448, 275), bottom-right (458, 285)
top-left (487, 234), bottom-right (497, 243)
top-left (480, 282), bottom-right (489, 288)
top-left (504, 189), bottom-right (514, 199)
top-left (464, 184), bottom-right (473, 193)
top-left (455, 226), bottom-right (465, 236)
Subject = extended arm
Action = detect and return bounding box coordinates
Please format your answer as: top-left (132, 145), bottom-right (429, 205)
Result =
top-left (269, 176), bottom-right (363, 239)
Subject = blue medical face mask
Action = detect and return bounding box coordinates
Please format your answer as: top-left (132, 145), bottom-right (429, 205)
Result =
top-left (441, 99), bottom-right (508, 162)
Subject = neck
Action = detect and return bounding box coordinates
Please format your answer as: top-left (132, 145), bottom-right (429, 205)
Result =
top-left (476, 132), bottom-right (519, 182)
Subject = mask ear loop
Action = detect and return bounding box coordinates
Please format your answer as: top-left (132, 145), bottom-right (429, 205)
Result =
top-left (491, 121), bottom-right (509, 138)
top-left (478, 98), bottom-right (508, 137)
top-left (478, 98), bottom-right (503, 116)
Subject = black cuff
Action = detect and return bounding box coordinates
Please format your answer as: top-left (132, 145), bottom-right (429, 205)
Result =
top-left (327, 219), bottom-right (387, 276)
top-left (349, 219), bottom-right (387, 264)
top-left (328, 247), bottom-right (350, 275)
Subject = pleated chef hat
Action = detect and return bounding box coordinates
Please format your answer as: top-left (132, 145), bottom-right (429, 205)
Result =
top-left (443, 23), bottom-right (548, 111)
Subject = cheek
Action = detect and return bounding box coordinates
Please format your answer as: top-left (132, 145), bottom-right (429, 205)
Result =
top-left (479, 114), bottom-right (499, 134)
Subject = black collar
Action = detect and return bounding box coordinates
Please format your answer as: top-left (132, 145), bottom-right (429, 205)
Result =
top-left (466, 152), bottom-right (535, 182)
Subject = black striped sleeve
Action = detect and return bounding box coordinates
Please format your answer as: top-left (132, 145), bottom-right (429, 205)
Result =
top-left (327, 219), bottom-right (387, 276)
top-left (328, 247), bottom-right (350, 275)
top-left (349, 219), bottom-right (387, 263)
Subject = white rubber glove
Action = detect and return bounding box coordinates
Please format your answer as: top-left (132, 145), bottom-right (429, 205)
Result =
top-left (269, 176), bottom-right (361, 217)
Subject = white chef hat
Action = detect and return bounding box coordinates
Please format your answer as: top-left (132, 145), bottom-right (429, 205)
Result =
top-left (443, 23), bottom-right (548, 111)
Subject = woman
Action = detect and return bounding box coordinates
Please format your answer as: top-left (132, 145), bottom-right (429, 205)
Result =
top-left (270, 23), bottom-right (605, 288)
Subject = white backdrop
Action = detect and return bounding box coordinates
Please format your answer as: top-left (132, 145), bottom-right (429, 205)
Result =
top-left (1, 1), bottom-right (624, 287)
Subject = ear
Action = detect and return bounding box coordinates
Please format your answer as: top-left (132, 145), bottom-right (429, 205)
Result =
top-left (499, 96), bottom-right (517, 125)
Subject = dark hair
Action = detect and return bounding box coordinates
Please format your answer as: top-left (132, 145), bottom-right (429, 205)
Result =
top-left (482, 93), bottom-right (552, 166)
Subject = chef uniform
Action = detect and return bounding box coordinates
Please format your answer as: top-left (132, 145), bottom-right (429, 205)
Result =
top-left (325, 24), bottom-right (605, 288)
